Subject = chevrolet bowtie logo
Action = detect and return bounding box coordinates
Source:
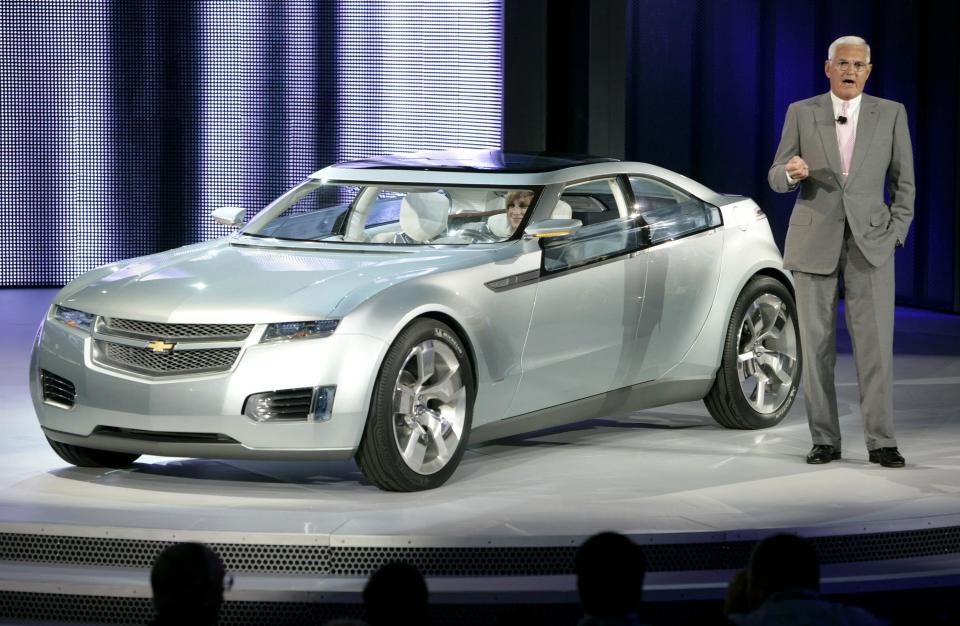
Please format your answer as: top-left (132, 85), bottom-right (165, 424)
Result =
top-left (146, 340), bottom-right (175, 353)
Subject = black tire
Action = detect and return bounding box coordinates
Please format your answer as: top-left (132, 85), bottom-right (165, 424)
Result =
top-left (46, 437), bottom-right (140, 468)
top-left (356, 319), bottom-right (475, 491)
top-left (705, 276), bottom-right (801, 429)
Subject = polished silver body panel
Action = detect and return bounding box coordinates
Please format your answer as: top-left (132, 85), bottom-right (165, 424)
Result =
top-left (32, 156), bottom-right (792, 461)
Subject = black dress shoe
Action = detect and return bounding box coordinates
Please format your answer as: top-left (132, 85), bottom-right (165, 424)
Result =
top-left (806, 444), bottom-right (841, 464)
top-left (869, 447), bottom-right (905, 468)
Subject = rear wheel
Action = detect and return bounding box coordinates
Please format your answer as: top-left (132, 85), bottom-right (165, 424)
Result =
top-left (356, 319), bottom-right (474, 491)
top-left (705, 276), bottom-right (801, 429)
top-left (46, 438), bottom-right (140, 468)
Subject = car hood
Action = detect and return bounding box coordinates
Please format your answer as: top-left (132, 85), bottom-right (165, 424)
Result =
top-left (57, 239), bottom-right (483, 323)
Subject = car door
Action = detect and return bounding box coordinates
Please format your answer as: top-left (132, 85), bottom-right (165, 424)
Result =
top-left (507, 177), bottom-right (648, 416)
top-left (628, 176), bottom-right (724, 383)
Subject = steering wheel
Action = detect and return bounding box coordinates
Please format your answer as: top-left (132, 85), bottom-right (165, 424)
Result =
top-left (457, 227), bottom-right (500, 243)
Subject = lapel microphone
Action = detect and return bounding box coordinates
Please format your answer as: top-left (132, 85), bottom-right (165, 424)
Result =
top-left (836, 115), bottom-right (848, 124)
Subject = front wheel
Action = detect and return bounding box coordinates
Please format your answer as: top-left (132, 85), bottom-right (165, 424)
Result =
top-left (356, 319), bottom-right (474, 491)
top-left (705, 276), bottom-right (801, 429)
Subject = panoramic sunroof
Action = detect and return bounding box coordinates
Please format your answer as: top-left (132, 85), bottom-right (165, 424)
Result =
top-left (334, 148), bottom-right (618, 173)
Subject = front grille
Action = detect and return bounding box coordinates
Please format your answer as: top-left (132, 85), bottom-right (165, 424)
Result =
top-left (100, 318), bottom-right (253, 341)
top-left (91, 316), bottom-right (251, 377)
top-left (243, 388), bottom-right (314, 422)
top-left (40, 370), bottom-right (76, 408)
top-left (95, 341), bottom-right (239, 376)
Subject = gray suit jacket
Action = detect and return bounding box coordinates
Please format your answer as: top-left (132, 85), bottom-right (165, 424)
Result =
top-left (768, 92), bottom-right (915, 274)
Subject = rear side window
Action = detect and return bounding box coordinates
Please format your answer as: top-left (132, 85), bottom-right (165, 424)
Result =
top-left (628, 177), bottom-right (721, 244)
top-left (560, 178), bottom-right (625, 226)
top-left (543, 178), bottom-right (637, 272)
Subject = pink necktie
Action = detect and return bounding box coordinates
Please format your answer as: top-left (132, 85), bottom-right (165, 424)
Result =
top-left (837, 100), bottom-right (855, 178)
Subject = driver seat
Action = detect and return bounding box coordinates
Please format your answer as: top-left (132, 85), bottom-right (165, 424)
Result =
top-left (399, 192), bottom-right (450, 242)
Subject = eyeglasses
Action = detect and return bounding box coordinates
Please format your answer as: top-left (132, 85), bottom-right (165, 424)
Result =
top-left (834, 60), bottom-right (870, 73)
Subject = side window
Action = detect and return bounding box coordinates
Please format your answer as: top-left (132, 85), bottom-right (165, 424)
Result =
top-left (628, 177), bottom-right (721, 244)
top-left (543, 178), bottom-right (637, 272)
top-left (559, 178), bottom-right (625, 225)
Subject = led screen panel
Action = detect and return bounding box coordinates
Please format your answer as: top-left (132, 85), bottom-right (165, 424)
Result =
top-left (0, 1), bottom-right (502, 286)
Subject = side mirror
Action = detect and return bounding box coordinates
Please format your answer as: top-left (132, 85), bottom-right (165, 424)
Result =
top-left (524, 218), bottom-right (582, 239)
top-left (211, 205), bottom-right (247, 227)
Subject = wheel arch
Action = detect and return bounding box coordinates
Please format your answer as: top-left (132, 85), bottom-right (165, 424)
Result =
top-left (670, 262), bottom-right (796, 384)
top-left (721, 265), bottom-right (796, 332)
top-left (751, 266), bottom-right (795, 299)
top-left (411, 311), bottom-right (480, 394)
top-left (718, 264), bottom-right (797, 355)
top-left (703, 264), bottom-right (801, 429)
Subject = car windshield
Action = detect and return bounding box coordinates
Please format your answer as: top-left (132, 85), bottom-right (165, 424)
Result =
top-left (241, 181), bottom-right (539, 245)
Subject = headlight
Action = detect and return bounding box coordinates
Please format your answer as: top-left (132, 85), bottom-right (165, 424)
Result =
top-left (53, 306), bottom-right (95, 331)
top-left (260, 320), bottom-right (339, 343)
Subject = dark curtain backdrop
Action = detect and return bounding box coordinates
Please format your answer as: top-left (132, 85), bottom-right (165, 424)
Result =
top-left (626, 0), bottom-right (960, 311)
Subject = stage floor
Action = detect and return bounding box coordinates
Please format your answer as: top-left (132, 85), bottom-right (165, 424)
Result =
top-left (1, 288), bottom-right (959, 619)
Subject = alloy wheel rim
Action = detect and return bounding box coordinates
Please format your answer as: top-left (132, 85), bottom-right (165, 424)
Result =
top-left (391, 339), bottom-right (467, 475)
top-left (736, 293), bottom-right (798, 415)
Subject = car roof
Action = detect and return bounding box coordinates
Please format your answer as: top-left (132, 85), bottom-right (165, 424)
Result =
top-left (311, 149), bottom-right (725, 204)
top-left (325, 149), bottom-right (617, 173)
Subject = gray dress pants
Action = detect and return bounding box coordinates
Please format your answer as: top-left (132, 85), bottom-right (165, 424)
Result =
top-left (793, 227), bottom-right (897, 452)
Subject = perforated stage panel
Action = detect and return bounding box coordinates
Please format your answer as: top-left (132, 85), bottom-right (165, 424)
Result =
top-left (3, 527), bottom-right (960, 577)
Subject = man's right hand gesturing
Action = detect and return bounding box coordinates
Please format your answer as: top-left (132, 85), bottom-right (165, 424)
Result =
top-left (786, 155), bottom-right (809, 182)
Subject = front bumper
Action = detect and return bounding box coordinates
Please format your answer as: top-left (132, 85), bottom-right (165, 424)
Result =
top-left (31, 318), bottom-right (387, 459)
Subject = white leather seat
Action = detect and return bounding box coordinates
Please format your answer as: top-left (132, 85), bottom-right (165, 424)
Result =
top-left (487, 213), bottom-right (513, 238)
top-left (400, 192), bottom-right (450, 242)
top-left (449, 189), bottom-right (501, 214)
top-left (551, 199), bottom-right (572, 220)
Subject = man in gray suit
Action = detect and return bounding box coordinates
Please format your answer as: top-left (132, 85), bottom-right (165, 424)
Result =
top-left (768, 35), bottom-right (914, 467)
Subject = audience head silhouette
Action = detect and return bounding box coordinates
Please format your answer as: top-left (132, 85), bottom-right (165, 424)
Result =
top-left (363, 560), bottom-right (428, 626)
top-left (747, 533), bottom-right (820, 607)
top-left (150, 542), bottom-right (227, 626)
top-left (576, 531), bottom-right (647, 620)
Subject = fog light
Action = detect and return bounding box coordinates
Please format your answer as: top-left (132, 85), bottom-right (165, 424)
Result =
top-left (311, 386), bottom-right (336, 422)
top-left (243, 386), bottom-right (336, 423)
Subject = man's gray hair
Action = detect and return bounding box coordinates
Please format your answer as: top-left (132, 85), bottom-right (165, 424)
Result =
top-left (828, 36), bottom-right (871, 63)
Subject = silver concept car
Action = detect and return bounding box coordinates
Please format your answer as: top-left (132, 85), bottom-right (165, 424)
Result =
top-left (31, 149), bottom-right (801, 491)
